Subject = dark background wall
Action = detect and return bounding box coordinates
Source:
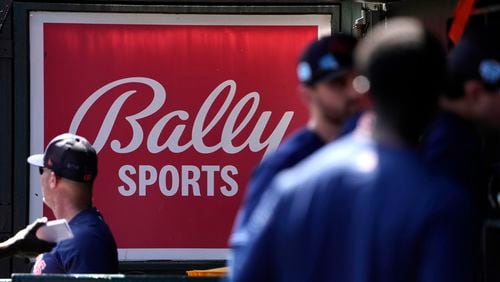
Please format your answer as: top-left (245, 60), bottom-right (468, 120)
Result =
top-left (0, 0), bottom-right (463, 277)
top-left (0, 0), bottom-right (15, 277)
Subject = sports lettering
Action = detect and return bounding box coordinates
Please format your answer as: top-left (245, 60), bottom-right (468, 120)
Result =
top-left (69, 77), bottom-right (294, 198)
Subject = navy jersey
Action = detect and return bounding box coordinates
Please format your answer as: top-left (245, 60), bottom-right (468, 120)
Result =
top-left (421, 110), bottom-right (482, 191)
top-left (33, 208), bottom-right (118, 274)
top-left (339, 111), bottom-right (363, 136)
top-left (421, 111), bottom-right (488, 280)
top-left (231, 127), bottom-right (324, 232)
top-left (230, 134), bottom-right (475, 282)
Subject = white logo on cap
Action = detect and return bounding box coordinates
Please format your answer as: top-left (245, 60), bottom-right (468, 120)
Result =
top-left (479, 59), bottom-right (500, 85)
top-left (297, 62), bottom-right (312, 82)
top-left (319, 54), bottom-right (339, 71)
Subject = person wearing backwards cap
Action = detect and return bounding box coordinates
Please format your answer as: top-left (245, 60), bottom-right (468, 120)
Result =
top-left (28, 133), bottom-right (118, 274)
top-left (229, 34), bottom-right (360, 241)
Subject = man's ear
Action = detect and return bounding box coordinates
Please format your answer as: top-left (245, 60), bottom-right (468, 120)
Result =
top-left (463, 80), bottom-right (485, 103)
top-left (49, 172), bottom-right (58, 189)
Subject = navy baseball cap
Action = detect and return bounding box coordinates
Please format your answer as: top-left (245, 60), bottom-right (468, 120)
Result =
top-left (27, 133), bottom-right (98, 183)
top-left (297, 34), bottom-right (357, 86)
top-left (449, 24), bottom-right (500, 93)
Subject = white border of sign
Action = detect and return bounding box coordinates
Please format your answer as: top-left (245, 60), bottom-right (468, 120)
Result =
top-left (29, 11), bottom-right (331, 261)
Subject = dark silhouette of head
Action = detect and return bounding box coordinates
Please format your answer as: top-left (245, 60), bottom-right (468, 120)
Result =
top-left (355, 18), bottom-right (446, 145)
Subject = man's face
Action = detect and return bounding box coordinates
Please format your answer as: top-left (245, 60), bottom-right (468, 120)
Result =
top-left (311, 72), bottom-right (358, 125)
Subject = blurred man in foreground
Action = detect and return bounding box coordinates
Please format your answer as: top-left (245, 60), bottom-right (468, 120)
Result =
top-left (230, 18), bottom-right (475, 282)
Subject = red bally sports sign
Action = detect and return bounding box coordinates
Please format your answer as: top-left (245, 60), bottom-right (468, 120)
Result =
top-left (29, 12), bottom-right (331, 260)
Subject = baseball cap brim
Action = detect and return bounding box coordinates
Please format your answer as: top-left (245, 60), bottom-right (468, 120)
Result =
top-left (315, 68), bottom-right (351, 85)
top-left (27, 154), bottom-right (44, 167)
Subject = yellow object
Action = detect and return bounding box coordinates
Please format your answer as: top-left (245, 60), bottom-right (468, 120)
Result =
top-left (186, 266), bottom-right (228, 277)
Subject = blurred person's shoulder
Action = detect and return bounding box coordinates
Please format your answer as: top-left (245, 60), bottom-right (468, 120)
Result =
top-left (424, 111), bottom-right (480, 150)
top-left (272, 133), bottom-right (374, 195)
top-left (424, 171), bottom-right (475, 214)
top-left (258, 127), bottom-right (325, 170)
top-left (386, 145), bottom-right (475, 217)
